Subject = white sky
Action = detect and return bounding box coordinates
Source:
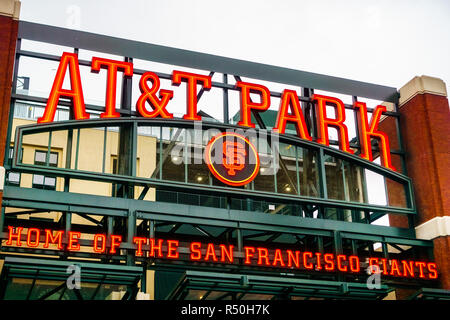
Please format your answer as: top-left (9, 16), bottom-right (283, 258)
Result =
top-left (16, 0), bottom-right (449, 226)
top-left (19, 0), bottom-right (450, 94)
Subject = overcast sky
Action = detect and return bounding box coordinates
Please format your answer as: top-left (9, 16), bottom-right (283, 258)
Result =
top-left (19, 0), bottom-right (450, 95)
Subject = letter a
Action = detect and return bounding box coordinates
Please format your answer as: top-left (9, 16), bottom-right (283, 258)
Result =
top-left (38, 52), bottom-right (89, 123)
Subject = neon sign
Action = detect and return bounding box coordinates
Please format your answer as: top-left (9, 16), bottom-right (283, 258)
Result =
top-left (5, 226), bottom-right (438, 280)
top-left (204, 132), bottom-right (260, 187)
top-left (36, 52), bottom-right (396, 171)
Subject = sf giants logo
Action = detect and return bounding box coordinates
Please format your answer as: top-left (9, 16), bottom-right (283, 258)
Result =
top-left (205, 132), bottom-right (260, 187)
top-left (223, 141), bottom-right (246, 176)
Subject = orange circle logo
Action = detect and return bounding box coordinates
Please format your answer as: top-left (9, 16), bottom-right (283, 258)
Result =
top-left (204, 132), bottom-right (260, 187)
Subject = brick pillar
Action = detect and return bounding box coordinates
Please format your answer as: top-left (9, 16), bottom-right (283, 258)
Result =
top-left (383, 76), bottom-right (450, 289)
top-left (0, 0), bottom-right (20, 195)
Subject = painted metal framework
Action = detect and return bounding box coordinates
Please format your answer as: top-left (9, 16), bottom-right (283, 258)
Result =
top-left (166, 271), bottom-right (392, 300)
top-left (0, 21), bottom-right (440, 300)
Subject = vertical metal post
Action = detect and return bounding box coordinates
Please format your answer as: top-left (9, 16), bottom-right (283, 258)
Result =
top-left (318, 148), bottom-right (328, 199)
top-left (236, 227), bottom-right (243, 252)
top-left (117, 56), bottom-right (134, 198)
top-left (223, 74), bottom-right (229, 124)
top-left (45, 131), bottom-right (52, 166)
top-left (127, 210), bottom-right (136, 266)
top-left (149, 220), bottom-right (155, 239)
top-left (301, 88), bottom-right (314, 138)
top-left (102, 127), bottom-right (107, 173)
top-left (352, 96), bottom-right (360, 148)
top-left (65, 211), bottom-right (72, 246)
top-left (351, 240), bottom-right (358, 256)
top-left (272, 146), bottom-right (277, 193)
top-left (394, 103), bottom-right (407, 175)
top-left (184, 129), bottom-right (188, 183)
top-left (0, 207), bottom-right (5, 239)
top-left (333, 231), bottom-right (343, 255)
top-left (317, 236), bottom-right (324, 254)
top-left (74, 129), bottom-right (80, 170)
top-left (131, 121), bottom-right (137, 178)
top-left (159, 127), bottom-right (163, 180)
top-left (3, 39), bottom-right (21, 167)
top-left (295, 146), bottom-right (300, 196)
top-left (382, 241), bottom-right (389, 260)
top-left (64, 128), bottom-right (74, 189)
top-left (141, 268), bottom-right (146, 293)
top-left (107, 216), bottom-right (113, 238)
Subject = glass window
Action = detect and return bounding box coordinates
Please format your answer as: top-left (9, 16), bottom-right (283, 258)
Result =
top-left (6, 147), bottom-right (22, 186)
top-left (186, 129), bottom-right (210, 185)
top-left (7, 172), bottom-right (21, 185)
top-left (298, 148), bottom-right (319, 197)
top-left (324, 154), bottom-right (367, 203)
top-left (253, 138), bottom-right (275, 192)
top-left (34, 151), bottom-right (46, 163)
top-left (385, 178), bottom-right (408, 208)
top-left (276, 143), bottom-right (298, 195)
top-left (161, 128), bottom-right (185, 182)
top-left (32, 150), bottom-right (58, 190)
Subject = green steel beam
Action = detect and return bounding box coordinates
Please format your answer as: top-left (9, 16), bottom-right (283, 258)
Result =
top-left (6, 162), bottom-right (416, 216)
top-left (2, 186), bottom-right (424, 244)
top-left (166, 270), bottom-right (392, 300)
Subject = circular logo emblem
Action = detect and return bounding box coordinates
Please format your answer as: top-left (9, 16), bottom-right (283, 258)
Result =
top-left (204, 132), bottom-right (260, 187)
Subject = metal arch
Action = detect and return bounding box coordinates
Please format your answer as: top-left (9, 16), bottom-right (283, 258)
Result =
top-left (10, 117), bottom-right (417, 226)
top-left (13, 117), bottom-right (411, 184)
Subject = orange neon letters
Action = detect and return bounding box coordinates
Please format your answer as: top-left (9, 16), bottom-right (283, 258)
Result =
top-left (110, 235), bottom-right (122, 254)
top-left (273, 249), bottom-right (286, 267)
top-left (257, 247), bottom-right (270, 266)
top-left (133, 237), bottom-right (147, 257)
top-left (204, 243), bottom-right (218, 262)
top-left (337, 254), bottom-right (348, 272)
top-left (235, 81), bottom-right (271, 128)
top-left (427, 262), bottom-right (438, 279)
top-left (287, 250), bottom-right (300, 268)
top-left (303, 252), bottom-right (314, 269)
top-left (26, 228), bottom-right (40, 247)
top-left (93, 234), bottom-right (106, 253)
top-left (136, 71), bottom-right (173, 118)
top-left (44, 229), bottom-right (64, 250)
top-left (172, 70), bottom-right (211, 121)
top-left (38, 52), bottom-right (89, 123)
top-left (324, 253), bottom-right (335, 271)
top-left (312, 94), bottom-right (353, 154)
top-left (190, 242), bottom-right (202, 260)
top-left (354, 101), bottom-right (395, 170)
top-left (273, 89), bottom-right (312, 141)
top-left (349, 256), bottom-right (360, 273)
top-left (91, 57), bottom-right (133, 119)
top-left (67, 231), bottom-right (81, 251)
top-left (37, 53), bottom-right (399, 172)
top-left (167, 240), bottom-right (179, 259)
top-left (6, 226), bottom-right (23, 246)
top-left (244, 246), bottom-right (256, 264)
top-left (149, 238), bottom-right (164, 258)
top-left (220, 245), bottom-right (234, 263)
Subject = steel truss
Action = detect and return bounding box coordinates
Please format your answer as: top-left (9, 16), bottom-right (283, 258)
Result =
top-left (0, 21), bottom-right (438, 300)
